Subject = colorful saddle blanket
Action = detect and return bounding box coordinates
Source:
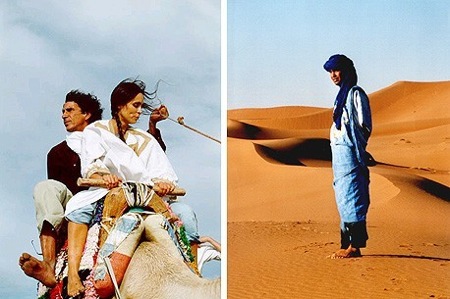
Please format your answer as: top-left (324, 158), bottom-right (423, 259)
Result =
top-left (37, 182), bottom-right (193, 299)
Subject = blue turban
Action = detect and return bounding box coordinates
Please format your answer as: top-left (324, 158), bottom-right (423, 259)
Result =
top-left (323, 54), bottom-right (358, 130)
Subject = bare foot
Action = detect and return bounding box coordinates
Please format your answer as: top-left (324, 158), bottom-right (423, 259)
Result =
top-left (19, 253), bottom-right (57, 287)
top-left (329, 247), bottom-right (362, 259)
top-left (67, 273), bottom-right (85, 298)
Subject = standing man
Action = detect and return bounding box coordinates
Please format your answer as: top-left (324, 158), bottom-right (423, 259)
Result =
top-left (323, 54), bottom-right (372, 259)
top-left (19, 90), bottom-right (103, 287)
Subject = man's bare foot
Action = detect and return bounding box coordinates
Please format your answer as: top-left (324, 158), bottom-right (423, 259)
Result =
top-left (19, 253), bottom-right (57, 287)
top-left (329, 247), bottom-right (362, 259)
top-left (67, 273), bottom-right (85, 298)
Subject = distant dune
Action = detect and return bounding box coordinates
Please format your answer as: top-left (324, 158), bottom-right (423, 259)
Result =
top-left (227, 81), bottom-right (450, 298)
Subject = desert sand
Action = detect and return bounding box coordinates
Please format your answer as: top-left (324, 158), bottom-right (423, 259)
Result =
top-left (227, 81), bottom-right (450, 298)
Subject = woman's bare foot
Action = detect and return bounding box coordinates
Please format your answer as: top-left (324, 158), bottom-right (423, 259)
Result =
top-left (19, 253), bottom-right (57, 287)
top-left (67, 272), bottom-right (85, 298)
top-left (329, 246), bottom-right (362, 259)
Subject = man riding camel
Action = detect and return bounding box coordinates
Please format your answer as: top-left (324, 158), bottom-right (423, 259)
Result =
top-left (18, 89), bottom-right (172, 287)
top-left (19, 90), bottom-right (103, 287)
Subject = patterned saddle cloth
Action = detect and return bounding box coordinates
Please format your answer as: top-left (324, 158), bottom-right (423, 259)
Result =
top-left (37, 182), bottom-right (194, 299)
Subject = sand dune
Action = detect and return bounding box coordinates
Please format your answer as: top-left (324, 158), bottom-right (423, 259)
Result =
top-left (227, 81), bottom-right (450, 298)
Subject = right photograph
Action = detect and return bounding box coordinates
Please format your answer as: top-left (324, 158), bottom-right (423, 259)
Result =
top-left (227, 1), bottom-right (450, 298)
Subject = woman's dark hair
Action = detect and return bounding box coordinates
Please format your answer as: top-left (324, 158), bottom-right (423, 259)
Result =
top-left (110, 78), bottom-right (161, 141)
top-left (65, 90), bottom-right (103, 124)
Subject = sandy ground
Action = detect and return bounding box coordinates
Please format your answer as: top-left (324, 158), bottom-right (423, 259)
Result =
top-left (227, 81), bottom-right (450, 298)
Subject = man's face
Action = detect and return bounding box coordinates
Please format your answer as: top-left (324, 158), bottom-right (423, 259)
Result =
top-left (330, 69), bottom-right (342, 86)
top-left (62, 101), bottom-right (90, 132)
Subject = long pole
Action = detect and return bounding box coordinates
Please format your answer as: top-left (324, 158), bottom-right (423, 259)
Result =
top-left (167, 116), bottom-right (221, 144)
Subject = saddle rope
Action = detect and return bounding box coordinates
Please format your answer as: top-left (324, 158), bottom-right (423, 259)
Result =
top-left (167, 116), bottom-right (221, 144)
top-left (103, 256), bottom-right (123, 299)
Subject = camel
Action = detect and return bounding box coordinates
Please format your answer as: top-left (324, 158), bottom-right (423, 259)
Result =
top-left (34, 209), bottom-right (220, 299)
top-left (119, 214), bottom-right (221, 299)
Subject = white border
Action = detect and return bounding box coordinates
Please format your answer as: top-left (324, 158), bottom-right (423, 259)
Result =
top-left (220, 0), bottom-right (227, 298)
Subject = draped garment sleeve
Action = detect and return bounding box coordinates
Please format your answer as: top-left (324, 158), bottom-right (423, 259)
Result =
top-left (80, 120), bottom-right (178, 185)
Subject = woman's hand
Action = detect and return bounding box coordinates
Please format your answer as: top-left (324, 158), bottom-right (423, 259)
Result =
top-left (150, 105), bottom-right (169, 124)
top-left (102, 174), bottom-right (122, 189)
top-left (90, 173), bottom-right (122, 189)
top-left (154, 181), bottom-right (175, 197)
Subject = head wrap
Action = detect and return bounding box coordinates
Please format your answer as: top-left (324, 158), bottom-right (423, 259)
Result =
top-left (323, 54), bottom-right (358, 129)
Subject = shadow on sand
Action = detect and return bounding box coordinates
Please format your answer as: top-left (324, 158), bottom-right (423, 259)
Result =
top-left (364, 254), bottom-right (450, 262)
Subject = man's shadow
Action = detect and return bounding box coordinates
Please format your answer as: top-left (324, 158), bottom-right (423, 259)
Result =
top-left (363, 254), bottom-right (450, 262)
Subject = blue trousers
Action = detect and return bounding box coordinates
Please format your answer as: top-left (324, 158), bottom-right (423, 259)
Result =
top-left (331, 143), bottom-right (370, 248)
top-left (66, 199), bottom-right (200, 243)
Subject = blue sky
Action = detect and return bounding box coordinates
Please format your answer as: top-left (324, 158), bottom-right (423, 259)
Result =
top-left (0, 1), bottom-right (220, 297)
top-left (228, 0), bottom-right (450, 109)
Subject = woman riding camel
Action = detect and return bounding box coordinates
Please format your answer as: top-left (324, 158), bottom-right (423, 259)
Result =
top-left (64, 78), bottom-right (198, 298)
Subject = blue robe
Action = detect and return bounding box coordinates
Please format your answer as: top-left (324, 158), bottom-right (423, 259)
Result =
top-left (330, 86), bottom-right (371, 244)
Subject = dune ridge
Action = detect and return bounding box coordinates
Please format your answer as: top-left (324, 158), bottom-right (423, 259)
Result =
top-left (227, 81), bottom-right (450, 298)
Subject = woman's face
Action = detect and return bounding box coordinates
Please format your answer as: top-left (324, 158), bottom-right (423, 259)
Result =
top-left (118, 93), bottom-right (144, 126)
top-left (329, 69), bottom-right (342, 86)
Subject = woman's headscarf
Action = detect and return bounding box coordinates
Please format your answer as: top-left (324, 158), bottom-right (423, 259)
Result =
top-left (323, 54), bottom-right (358, 129)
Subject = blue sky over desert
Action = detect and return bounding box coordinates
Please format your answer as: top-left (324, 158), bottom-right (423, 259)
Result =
top-left (228, 0), bottom-right (449, 109)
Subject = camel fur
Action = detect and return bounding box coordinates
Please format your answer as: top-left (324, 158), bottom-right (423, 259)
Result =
top-left (119, 214), bottom-right (221, 299)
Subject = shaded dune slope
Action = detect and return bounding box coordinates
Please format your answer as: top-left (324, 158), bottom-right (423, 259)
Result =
top-left (228, 81), bottom-right (450, 200)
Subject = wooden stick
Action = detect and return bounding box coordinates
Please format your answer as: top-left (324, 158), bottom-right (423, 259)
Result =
top-left (77, 178), bottom-right (186, 196)
top-left (167, 116), bottom-right (221, 144)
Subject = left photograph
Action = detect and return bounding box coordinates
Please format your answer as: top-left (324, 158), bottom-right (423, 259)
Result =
top-left (0, 1), bottom-right (221, 298)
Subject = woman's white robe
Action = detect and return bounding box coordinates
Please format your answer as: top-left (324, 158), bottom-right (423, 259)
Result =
top-left (65, 120), bottom-right (178, 216)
